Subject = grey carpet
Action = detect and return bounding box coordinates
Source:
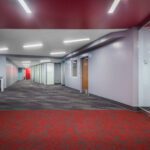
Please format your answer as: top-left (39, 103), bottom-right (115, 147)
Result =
top-left (0, 80), bottom-right (127, 110)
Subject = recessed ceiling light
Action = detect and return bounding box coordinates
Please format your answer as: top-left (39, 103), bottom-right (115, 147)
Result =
top-left (18, 0), bottom-right (32, 14)
top-left (23, 43), bottom-right (43, 49)
top-left (40, 59), bottom-right (51, 63)
top-left (0, 47), bottom-right (9, 51)
top-left (108, 0), bottom-right (121, 14)
top-left (64, 38), bottom-right (90, 44)
top-left (22, 61), bottom-right (31, 64)
top-left (50, 52), bottom-right (66, 55)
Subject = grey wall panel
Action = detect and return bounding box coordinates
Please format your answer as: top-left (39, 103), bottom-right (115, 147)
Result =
top-left (54, 63), bottom-right (61, 84)
top-left (0, 56), bottom-right (6, 88)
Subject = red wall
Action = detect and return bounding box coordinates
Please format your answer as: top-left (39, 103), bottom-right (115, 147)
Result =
top-left (25, 68), bottom-right (31, 80)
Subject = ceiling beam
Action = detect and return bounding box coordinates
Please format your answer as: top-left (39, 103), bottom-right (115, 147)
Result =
top-left (64, 30), bottom-right (126, 60)
top-left (64, 37), bottom-right (124, 60)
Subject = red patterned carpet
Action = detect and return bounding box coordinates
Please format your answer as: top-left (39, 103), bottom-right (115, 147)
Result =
top-left (0, 110), bottom-right (149, 150)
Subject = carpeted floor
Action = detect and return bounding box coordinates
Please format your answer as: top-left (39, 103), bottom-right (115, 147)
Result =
top-left (0, 80), bottom-right (126, 110)
top-left (0, 110), bottom-right (149, 150)
top-left (0, 81), bottom-right (149, 149)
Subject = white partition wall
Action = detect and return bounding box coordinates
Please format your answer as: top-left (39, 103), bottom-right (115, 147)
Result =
top-left (138, 27), bottom-right (150, 107)
top-left (47, 63), bottom-right (54, 85)
top-left (31, 63), bottom-right (54, 85)
top-left (43, 64), bottom-right (47, 85)
top-left (64, 29), bottom-right (139, 107)
top-left (6, 59), bottom-right (18, 87)
top-left (0, 56), bottom-right (18, 88)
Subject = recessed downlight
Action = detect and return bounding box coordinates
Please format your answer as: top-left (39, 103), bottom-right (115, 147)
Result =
top-left (0, 47), bottom-right (9, 51)
top-left (23, 43), bottom-right (43, 49)
top-left (64, 38), bottom-right (90, 44)
top-left (108, 0), bottom-right (121, 14)
top-left (50, 52), bottom-right (66, 55)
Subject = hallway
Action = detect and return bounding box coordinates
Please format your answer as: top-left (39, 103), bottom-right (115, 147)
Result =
top-left (0, 0), bottom-right (149, 149)
top-left (0, 80), bottom-right (126, 110)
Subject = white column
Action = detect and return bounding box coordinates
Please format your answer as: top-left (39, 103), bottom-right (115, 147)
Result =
top-left (1, 78), bottom-right (4, 92)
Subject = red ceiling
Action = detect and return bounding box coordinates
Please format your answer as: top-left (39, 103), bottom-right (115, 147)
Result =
top-left (0, 0), bottom-right (149, 29)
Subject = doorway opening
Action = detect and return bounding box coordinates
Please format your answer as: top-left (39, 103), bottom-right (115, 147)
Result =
top-left (81, 57), bottom-right (89, 94)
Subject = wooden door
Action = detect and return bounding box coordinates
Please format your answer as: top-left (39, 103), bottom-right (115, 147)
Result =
top-left (82, 57), bottom-right (88, 93)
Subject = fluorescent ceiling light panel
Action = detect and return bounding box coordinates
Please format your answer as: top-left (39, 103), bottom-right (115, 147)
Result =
top-left (23, 43), bottom-right (43, 49)
top-left (50, 52), bottom-right (66, 55)
top-left (0, 47), bottom-right (9, 51)
top-left (23, 64), bottom-right (30, 68)
top-left (64, 38), bottom-right (90, 44)
top-left (113, 42), bottom-right (122, 48)
top-left (100, 39), bottom-right (107, 43)
top-left (40, 60), bottom-right (51, 63)
top-left (22, 61), bottom-right (31, 64)
top-left (18, 0), bottom-right (32, 14)
top-left (108, 0), bottom-right (121, 14)
top-left (23, 63), bottom-right (30, 66)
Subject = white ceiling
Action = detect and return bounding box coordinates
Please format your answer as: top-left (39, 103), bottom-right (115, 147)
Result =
top-left (0, 29), bottom-right (124, 57)
top-left (0, 29), bottom-right (125, 67)
top-left (7, 56), bottom-right (62, 68)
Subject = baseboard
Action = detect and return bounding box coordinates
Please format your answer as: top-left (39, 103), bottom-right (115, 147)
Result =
top-left (62, 85), bottom-right (140, 111)
top-left (139, 107), bottom-right (150, 117)
top-left (54, 83), bottom-right (61, 85)
top-left (88, 94), bottom-right (140, 111)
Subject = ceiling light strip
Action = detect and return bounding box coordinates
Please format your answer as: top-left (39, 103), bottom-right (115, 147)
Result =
top-left (64, 38), bottom-right (90, 44)
top-left (50, 52), bottom-right (66, 55)
top-left (40, 60), bottom-right (51, 63)
top-left (22, 61), bottom-right (31, 64)
top-left (0, 47), bottom-right (9, 51)
top-left (23, 43), bottom-right (43, 48)
top-left (108, 0), bottom-right (121, 14)
top-left (18, 0), bottom-right (32, 14)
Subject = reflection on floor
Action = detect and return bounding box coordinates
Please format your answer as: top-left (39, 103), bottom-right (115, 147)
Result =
top-left (0, 80), bottom-right (126, 110)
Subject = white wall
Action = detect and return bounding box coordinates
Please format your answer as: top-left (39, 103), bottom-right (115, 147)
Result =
top-left (0, 56), bottom-right (6, 88)
top-left (61, 62), bottom-right (65, 85)
top-left (47, 63), bottom-right (54, 85)
top-left (64, 29), bottom-right (139, 106)
top-left (0, 56), bottom-right (18, 88)
top-left (6, 59), bottom-right (18, 87)
top-left (65, 57), bottom-right (82, 90)
top-left (138, 29), bottom-right (150, 107)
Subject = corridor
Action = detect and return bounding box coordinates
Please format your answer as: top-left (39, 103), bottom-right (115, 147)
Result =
top-left (0, 80), bottom-right (126, 110)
